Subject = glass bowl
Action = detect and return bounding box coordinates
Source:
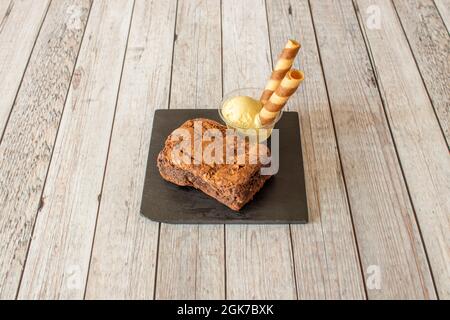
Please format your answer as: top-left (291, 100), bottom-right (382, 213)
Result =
top-left (218, 88), bottom-right (283, 141)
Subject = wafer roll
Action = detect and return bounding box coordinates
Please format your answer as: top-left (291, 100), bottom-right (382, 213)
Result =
top-left (259, 69), bottom-right (304, 125)
top-left (260, 39), bottom-right (301, 105)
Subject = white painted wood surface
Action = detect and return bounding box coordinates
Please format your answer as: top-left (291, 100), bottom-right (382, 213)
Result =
top-left (266, 0), bottom-right (366, 299)
top-left (155, 0), bottom-right (225, 300)
top-left (0, 0), bottom-right (50, 135)
top-left (356, 0), bottom-right (450, 299)
top-left (0, 0), bottom-right (447, 300)
top-left (222, 0), bottom-right (297, 300)
top-left (309, 0), bottom-right (435, 299)
top-left (0, 0), bottom-right (91, 300)
top-left (85, 0), bottom-right (177, 299)
top-left (17, 0), bottom-right (134, 299)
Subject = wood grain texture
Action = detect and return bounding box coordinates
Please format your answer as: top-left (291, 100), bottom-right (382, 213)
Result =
top-left (169, 0), bottom-right (222, 110)
top-left (155, 0), bottom-right (225, 300)
top-left (434, 0), bottom-right (450, 30)
top-left (392, 0), bottom-right (450, 146)
top-left (266, 0), bottom-right (366, 299)
top-left (356, 0), bottom-right (450, 298)
top-left (17, 0), bottom-right (134, 299)
top-left (84, 0), bottom-right (177, 299)
top-left (0, 0), bottom-right (50, 136)
top-left (309, 0), bottom-right (436, 299)
top-left (0, 0), bottom-right (91, 300)
top-left (222, 0), bottom-right (296, 300)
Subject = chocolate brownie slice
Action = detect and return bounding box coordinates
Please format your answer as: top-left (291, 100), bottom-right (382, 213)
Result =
top-left (157, 118), bottom-right (271, 211)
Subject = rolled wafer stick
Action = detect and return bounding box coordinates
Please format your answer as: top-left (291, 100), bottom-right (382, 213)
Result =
top-left (259, 69), bottom-right (304, 125)
top-left (260, 39), bottom-right (301, 105)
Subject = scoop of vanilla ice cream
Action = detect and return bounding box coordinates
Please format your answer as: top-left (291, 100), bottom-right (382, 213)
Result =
top-left (222, 96), bottom-right (263, 129)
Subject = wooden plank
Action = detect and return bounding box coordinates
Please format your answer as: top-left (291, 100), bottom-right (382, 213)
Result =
top-left (155, 0), bottom-right (225, 300)
top-left (356, 0), bottom-right (450, 299)
top-left (168, 0), bottom-right (222, 110)
top-left (85, 0), bottom-right (177, 299)
top-left (309, 0), bottom-right (436, 299)
top-left (434, 0), bottom-right (450, 31)
top-left (222, 0), bottom-right (296, 300)
top-left (0, 2), bottom-right (11, 18)
top-left (266, 0), bottom-right (366, 299)
top-left (0, 0), bottom-right (50, 136)
top-left (0, 0), bottom-right (91, 300)
top-left (17, 0), bottom-right (134, 299)
top-left (392, 0), bottom-right (450, 146)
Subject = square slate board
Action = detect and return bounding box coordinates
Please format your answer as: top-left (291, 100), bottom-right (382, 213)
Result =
top-left (140, 109), bottom-right (308, 224)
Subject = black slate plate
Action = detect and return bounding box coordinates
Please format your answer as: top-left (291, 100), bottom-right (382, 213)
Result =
top-left (140, 109), bottom-right (308, 224)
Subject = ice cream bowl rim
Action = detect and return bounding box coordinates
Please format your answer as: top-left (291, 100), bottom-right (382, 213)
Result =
top-left (218, 88), bottom-right (284, 132)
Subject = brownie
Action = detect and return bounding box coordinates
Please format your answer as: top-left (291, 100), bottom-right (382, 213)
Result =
top-left (157, 118), bottom-right (272, 211)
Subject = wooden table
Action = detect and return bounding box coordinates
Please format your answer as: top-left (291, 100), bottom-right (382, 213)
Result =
top-left (0, 0), bottom-right (449, 300)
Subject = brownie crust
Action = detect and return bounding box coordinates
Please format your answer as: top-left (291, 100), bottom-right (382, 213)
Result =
top-left (157, 118), bottom-right (271, 211)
